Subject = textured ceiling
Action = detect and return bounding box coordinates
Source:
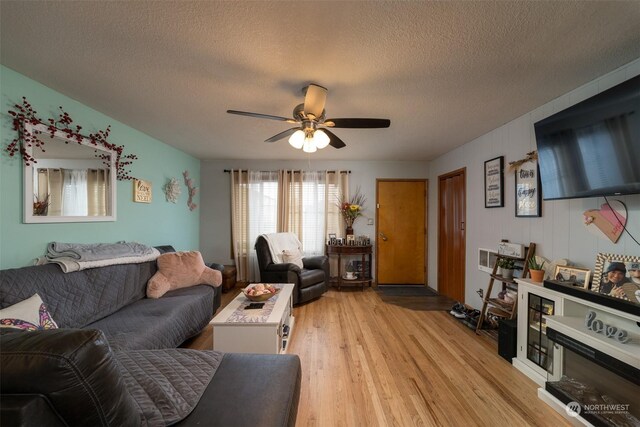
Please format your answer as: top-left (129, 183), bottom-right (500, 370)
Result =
top-left (1, 1), bottom-right (639, 161)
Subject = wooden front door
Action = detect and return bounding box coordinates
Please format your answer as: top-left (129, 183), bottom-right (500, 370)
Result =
top-left (437, 168), bottom-right (466, 302)
top-left (376, 180), bottom-right (427, 285)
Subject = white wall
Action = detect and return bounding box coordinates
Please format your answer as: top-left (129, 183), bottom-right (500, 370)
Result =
top-left (200, 160), bottom-right (430, 266)
top-left (428, 58), bottom-right (640, 309)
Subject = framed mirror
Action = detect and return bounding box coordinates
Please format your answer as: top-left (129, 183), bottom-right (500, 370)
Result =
top-left (23, 123), bottom-right (117, 223)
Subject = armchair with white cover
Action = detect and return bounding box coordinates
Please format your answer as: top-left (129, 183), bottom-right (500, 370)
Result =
top-left (254, 233), bottom-right (329, 305)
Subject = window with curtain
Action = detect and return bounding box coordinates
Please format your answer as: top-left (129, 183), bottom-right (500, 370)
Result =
top-left (34, 168), bottom-right (109, 216)
top-left (230, 169), bottom-right (348, 282)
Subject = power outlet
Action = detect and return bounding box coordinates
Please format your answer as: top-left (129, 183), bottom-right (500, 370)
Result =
top-left (367, 218), bottom-right (374, 225)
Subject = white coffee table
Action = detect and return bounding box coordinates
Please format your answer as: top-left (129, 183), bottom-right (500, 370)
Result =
top-left (210, 283), bottom-right (295, 354)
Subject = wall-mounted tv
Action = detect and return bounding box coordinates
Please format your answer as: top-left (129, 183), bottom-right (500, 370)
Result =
top-left (534, 75), bottom-right (640, 201)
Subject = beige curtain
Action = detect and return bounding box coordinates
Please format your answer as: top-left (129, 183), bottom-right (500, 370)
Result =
top-left (47, 169), bottom-right (64, 216)
top-left (278, 170), bottom-right (303, 238)
top-left (87, 169), bottom-right (109, 216)
top-left (230, 170), bottom-right (250, 281)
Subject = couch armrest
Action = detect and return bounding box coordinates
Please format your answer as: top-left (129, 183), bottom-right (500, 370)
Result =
top-left (0, 329), bottom-right (140, 427)
top-left (302, 256), bottom-right (328, 270)
top-left (208, 263), bottom-right (225, 273)
top-left (1, 394), bottom-right (65, 427)
top-left (175, 353), bottom-right (301, 427)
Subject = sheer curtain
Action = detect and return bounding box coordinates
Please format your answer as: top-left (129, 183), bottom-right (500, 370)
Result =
top-left (248, 171), bottom-right (279, 281)
top-left (62, 169), bottom-right (88, 216)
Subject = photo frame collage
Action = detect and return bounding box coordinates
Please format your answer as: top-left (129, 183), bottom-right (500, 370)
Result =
top-left (550, 253), bottom-right (640, 306)
top-left (328, 233), bottom-right (371, 246)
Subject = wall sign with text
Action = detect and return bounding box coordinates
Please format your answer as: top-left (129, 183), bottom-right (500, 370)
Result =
top-left (133, 179), bottom-right (152, 203)
top-left (484, 156), bottom-right (504, 208)
top-left (515, 159), bottom-right (541, 217)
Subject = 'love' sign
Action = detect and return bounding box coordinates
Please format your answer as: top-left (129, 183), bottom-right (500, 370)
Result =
top-left (584, 311), bottom-right (630, 344)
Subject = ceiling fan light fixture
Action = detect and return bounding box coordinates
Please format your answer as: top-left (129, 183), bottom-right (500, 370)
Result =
top-left (288, 130), bottom-right (305, 149)
top-left (314, 129), bottom-right (330, 149)
top-left (303, 137), bottom-right (317, 153)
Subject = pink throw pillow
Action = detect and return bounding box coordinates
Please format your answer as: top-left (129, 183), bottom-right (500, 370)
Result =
top-left (147, 251), bottom-right (222, 299)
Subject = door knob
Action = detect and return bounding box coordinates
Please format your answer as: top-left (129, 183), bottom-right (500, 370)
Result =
top-left (379, 232), bottom-right (388, 241)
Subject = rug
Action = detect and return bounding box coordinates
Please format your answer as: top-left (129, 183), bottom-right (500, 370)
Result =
top-left (377, 285), bottom-right (456, 311)
top-left (377, 285), bottom-right (438, 297)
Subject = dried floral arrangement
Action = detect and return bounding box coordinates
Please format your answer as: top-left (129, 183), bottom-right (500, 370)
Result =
top-left (508, 150), bottom-right (538, 172)
top-left (183, 171), bottom-right (198, 211)
top-left (163, 177), bottom-right (181, 203)
top-left (6, 97), bottom-right (138, 180)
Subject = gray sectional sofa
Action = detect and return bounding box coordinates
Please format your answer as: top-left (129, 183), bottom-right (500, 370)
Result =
top-left (0, 246), bottom-right (301, 426)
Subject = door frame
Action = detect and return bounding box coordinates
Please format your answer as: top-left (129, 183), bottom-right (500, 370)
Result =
top-left (437, 167), bottom-right (466, 301)
top-left (375, 178), bottom-right (428, 286)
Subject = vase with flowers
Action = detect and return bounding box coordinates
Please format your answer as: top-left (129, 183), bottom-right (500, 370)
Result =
top-left (33, 194), bottom-right (50, 216)
top-left (337, 187), bottom-right (366, 237)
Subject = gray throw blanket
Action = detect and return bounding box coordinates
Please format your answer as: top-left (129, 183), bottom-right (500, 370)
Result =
top-left (47, 242), bottom-right (155, 261)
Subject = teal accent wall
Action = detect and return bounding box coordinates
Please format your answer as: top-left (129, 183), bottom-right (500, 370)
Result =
top-left (0, 66), bottom-right (200, 269)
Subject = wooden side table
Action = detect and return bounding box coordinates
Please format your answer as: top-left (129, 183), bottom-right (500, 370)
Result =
top-left (221, 265), bottom-right (237, 293)
top-left (325, 244), bottom-right (373, 291)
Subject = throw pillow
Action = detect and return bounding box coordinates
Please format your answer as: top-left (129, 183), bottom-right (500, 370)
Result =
top-left (0, 293), bottom-right (58, 330)
top-left (147, 251), bottom-right (222, 299)
top-left (282, 249), bottom-right (304, 269)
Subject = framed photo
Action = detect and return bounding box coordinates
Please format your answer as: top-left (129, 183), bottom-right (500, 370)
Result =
top-left (553, 265), bottom-right (591, 289)
top-left (484, 156), bottom-right (504, 208)
top-left (515, 159), bottom-right (541, 217)
top-left (592, 253), bottom-right (640, 304)
top-left (328, 233), bottom-right (337, 245)
top-left (346, 235), bottom-right (356, 245)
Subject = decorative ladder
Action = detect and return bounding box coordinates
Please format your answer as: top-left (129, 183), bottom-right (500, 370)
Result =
top-left (475, 243), bottom-right (536, 334)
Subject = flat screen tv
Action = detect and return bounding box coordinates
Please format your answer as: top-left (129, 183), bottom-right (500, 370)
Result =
top-left (534, 75), bottom-right (640, 200)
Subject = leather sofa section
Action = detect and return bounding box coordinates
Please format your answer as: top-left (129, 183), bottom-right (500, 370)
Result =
top-left (0, 329), bottom-right (140, 427)
top-left (0, 394), bottom-right (65, 427)
top-left (175, 353), bottom-right (301, 427)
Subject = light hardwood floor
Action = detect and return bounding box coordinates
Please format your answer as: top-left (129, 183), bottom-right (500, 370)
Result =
top-left (186, 288), bottom-right (570, 427)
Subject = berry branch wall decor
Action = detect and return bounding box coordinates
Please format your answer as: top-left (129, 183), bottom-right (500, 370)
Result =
top-left (183, 171), bottom-right (198, 211)
top-left (6, 97), bottom-right (138, 180)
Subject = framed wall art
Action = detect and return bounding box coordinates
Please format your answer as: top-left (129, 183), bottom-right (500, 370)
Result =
top-left (553, 265), bottom-right (591, 289)
top-left (484, 156), bottom-right (504, 208)
top-left (515, 159), bottom-right (541, 217)
top-left (591, 253), bottom-right (640, 304)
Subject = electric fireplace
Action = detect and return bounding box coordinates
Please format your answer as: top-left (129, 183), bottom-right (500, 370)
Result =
top-left (546, 327), bottom-right (639, 427)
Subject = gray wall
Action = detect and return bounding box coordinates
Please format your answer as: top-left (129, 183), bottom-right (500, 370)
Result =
top-left (428, 58), bottom-right (640, 309)
top-left (200, 160), bottom-right (430, 268)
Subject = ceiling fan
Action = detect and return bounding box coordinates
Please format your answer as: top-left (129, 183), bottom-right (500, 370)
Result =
top-left (227, 84), bottom-right (390, 153)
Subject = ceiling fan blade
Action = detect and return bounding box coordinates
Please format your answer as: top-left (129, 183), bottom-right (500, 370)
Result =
top-left (324, 118), bottom-right (390, 128)
top-left (227, 110), bottom-right (297, 123)
top-left (303, 84), bottom-right (327, 119)
top-left (321, 128), bottom-right (346, 149)
top-left (265, 127), bottom-right (300, 143)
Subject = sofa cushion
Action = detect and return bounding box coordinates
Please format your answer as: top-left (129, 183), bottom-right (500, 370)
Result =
top-left (86, 285), bottom-right (216, 350)
top-left (299, 269), bottom-right (325, 289)
top-left (0, 262), bottom-right (156, 328)
top-left (116, 349), bottom-right (223, 426)
top-left (0, 329), bottom-right (140, 427)
top-left (147, 251), bottom-right (221, 299)
top-left (175, 353), bottom-right (301, 427)
top-left (0, 293), bottom-right (58, 331)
